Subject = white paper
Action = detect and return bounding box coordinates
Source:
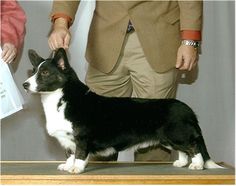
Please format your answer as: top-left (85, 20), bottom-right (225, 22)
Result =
top-left (0, 48), bottom-right (24, 119)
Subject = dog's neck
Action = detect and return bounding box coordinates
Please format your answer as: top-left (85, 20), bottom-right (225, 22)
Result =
top-left (64, 69), bottom-right (90, 96)
top-left (40, 89), bottom-right (66, 126)
top-left (63, 77), bottom-right (91, 98)
top-left (40, 89), bottom-right (64, 111)
top-left (40, 88), bottom-right (74, 137)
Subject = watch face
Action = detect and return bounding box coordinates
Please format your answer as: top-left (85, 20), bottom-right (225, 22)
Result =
top-left (192, 41), bottom-right (199, 48)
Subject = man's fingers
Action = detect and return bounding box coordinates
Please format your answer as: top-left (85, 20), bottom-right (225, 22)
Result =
top-left (2, 50), bottom-right (16, 63)
top-left (176, 53), bottom-right (184, 69)
top-left (48, 39), bottom-right (54, 50)
top-left (48, 23), bottom-right (71, 50)
top-left (64, 33), bottom-right (71, 49)
top-left (176, 45), bottom-right (199, 71)
top-left (1, 48), bottom-right (8, 59)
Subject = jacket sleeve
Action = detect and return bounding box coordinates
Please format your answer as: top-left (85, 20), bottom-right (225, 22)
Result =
top-left (178, 1), bottom-right (203, 31)
top-left (50, 0), bottom-right (80, 26)
top-left (178, 1), bottom-right (203, 41)
top-left (1, 0), bottom-right (26, 49)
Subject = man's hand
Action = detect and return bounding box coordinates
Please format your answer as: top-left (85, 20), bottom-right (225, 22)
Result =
top-left (48, 18), bottom-right (71, 50)
top-left (1, 43), bottom-right (17, 63)
top-left (176, 45), bottom-right (199, 71)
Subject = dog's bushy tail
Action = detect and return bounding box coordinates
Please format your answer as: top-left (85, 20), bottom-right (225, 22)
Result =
top-left (204, 159), bottom-right (225, 169)
top-left (197, 136), bottom-right (225, 169)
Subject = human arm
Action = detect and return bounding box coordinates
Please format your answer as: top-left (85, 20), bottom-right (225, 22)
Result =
top-left (48, 1), bottom-right (80, 50)
top-left (1, 43), bottom-right (17, 64)
top-left (176, 1), bottom-right (203, 71)
top-left (1, 0), bottom-right (26, 63)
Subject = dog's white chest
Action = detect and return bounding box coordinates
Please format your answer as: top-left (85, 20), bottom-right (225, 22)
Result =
top-left (41, 89), bottom-right (75, 150)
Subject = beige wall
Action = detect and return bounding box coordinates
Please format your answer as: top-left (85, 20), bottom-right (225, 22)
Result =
top-left (1, 1), bottom-right (235, 166)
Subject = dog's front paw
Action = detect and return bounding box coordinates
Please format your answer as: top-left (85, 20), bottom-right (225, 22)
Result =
top-left (58, 163), bottom-right (84, 173)
top-left (57, 155), bottom-right (75, 171)
top-left (67, 166), bottom-right (84, 174)
top-left (58, 163), bottom-right (66, 171)
top-left (57, 163), bottom-right (72, 171)
top-left (188, 163), bottom-right (204, 170)
top-left (173, 160), bottom-right (188, 168)
top-left (66, 159), bottom-right (86, 174)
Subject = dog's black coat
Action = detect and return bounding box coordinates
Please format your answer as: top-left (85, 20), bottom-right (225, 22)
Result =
top-left (25, 48), bottom-right (211, 165)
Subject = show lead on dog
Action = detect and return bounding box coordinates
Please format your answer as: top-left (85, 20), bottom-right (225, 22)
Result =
top-left (48, 1), bottom-right (202, 161)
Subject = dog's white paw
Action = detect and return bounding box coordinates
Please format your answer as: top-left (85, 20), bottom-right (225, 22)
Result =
top-left (173, 160), bottom-right (188, 167)
top-left (57, 155), bottom-right (75, 171)
top-left (67, 165), bottom-right (84, 174)
top-left (189, 153), bottom-right (204, 170)
top-left (66, 159), bottom-right (87, 174)
top-left (57, 163), bottom-right (73, 171)
top-left (58, 163), bottom-right (66, 171)
top-left (173, 151), bottom-right (188, 168)
top-left (188, 163), bottom-right (204, 170)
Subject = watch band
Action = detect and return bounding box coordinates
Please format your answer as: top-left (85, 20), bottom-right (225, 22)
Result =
top-left (181, 40), bottom-right (200, 49)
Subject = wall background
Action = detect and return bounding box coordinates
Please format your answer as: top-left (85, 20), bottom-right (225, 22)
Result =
top-left (1, 1), bottom-right (235, 166)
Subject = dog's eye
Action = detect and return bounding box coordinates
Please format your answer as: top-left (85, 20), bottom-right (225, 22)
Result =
top-left (41, 70), bottom-right (49, 76)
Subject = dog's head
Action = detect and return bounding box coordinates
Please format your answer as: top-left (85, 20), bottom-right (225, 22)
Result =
top-left (23, 48), bottom-right (70, 93)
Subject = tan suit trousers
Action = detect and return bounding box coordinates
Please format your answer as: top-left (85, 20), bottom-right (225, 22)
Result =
top-left (86, 31), bottom-right (178, 161)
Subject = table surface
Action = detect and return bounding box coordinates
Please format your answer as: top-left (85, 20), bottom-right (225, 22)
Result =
top-left (1, 161), bottom-right (235, 184)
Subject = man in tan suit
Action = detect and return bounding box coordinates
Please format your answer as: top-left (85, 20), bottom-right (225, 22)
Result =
top-left (48, 1), bottom-right (202, 161)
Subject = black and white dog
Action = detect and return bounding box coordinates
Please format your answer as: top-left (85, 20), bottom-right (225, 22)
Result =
top-left (23, 48), bottom-right (223, 174)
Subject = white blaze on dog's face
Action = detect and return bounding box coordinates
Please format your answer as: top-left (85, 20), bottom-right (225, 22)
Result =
top-left (24, 61), bottom-right (45, 93)
top-left (23, 49), bottom-right (69, 93)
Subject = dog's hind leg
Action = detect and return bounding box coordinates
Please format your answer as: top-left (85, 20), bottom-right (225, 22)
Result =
top-left (173, 151), bottom-right (189, 167)
top-left (189, 153), bottom-right (204, 170)
top-left (189, 135), bottom-right (224, 169)
top-left (188, 136), bottom-right (208, 170)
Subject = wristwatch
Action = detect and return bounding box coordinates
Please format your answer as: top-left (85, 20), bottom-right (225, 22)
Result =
top-left (181, 40), bottom-right (200, 49)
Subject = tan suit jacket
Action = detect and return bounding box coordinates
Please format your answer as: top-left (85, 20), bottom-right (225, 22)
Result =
top-left (51, 1), bottom-right (202, 73)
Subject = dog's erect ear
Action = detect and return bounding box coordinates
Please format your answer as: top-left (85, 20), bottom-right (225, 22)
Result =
top-left (53, 48), bottom-right (70, 71)
top-left (28, 49), bottom-right (45, 67)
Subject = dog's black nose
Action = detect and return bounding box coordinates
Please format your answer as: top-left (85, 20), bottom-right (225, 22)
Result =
top-left (23, 82), bottom-right (30, 90)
